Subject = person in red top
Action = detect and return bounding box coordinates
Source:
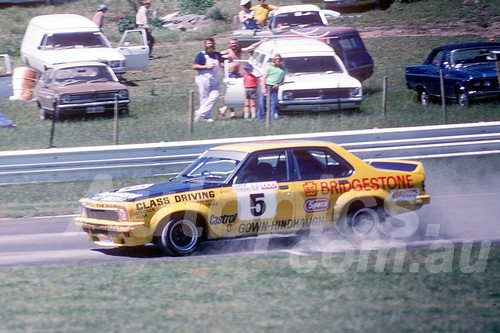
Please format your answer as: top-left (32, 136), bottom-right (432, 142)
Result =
top-left (243, 63), bottom-right (258, 120)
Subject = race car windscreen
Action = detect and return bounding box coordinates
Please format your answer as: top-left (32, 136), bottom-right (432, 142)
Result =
top-left (283, 56), bottom-right (343, 74)
top-left (175, 150), bottom-right (247, 183)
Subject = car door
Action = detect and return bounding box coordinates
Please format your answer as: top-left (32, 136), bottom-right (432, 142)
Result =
top-left (116, 29), bottom-right (149, 71)
top-left (0, 54), bottom-right (13, 98)
top-left (223, 59), bottom-right (263, 109)
top-left (289, 147), bottom-right (354, 233)
top-left (220, 149), bottom-right (295, 238)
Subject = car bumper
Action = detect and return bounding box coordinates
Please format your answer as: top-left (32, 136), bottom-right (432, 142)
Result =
top-left (468, 89), bottom-right (500, 101)
top-left (279, 97), bottom-right (363, 111)
top-left (55, 100), bottom-right (129, 115)
top-left (75, 217), bottom-right (150, 247)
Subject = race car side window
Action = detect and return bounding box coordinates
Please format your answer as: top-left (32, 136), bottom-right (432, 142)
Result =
top-left (235, 150), bottom-right (288, 183)
top-left (292, 148), bottom-right (352, 180)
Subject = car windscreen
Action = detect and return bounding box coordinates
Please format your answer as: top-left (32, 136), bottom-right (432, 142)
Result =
top-left (283, 56), bottom-right (343, 74)
top-left (42, 32), bottom-right (108, 49)
top-left (452, 47), bottom-right (500, 66)
top-left (174, 150), bottom-right (247, 183)
top-left (54, 66), bottom-right (114, 85)
top-left (273, 11), bottom-right (324, 28)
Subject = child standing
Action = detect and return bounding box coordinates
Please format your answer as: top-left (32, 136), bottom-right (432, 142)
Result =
top-left (243, 63), bottom-right (258, 120)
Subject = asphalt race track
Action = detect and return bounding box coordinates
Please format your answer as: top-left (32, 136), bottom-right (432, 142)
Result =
top-left (1, 189), bottom-right (499, 267)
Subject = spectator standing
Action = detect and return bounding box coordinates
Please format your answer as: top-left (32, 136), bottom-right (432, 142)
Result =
top-left (259, 54), bottom-right (286, 120)
top-left (136, 0), bottom-right (155, 57)
top-left (243, 63), bottom-right (258, 120)
top-left (192, 38), bottom-right (224, 122)
top-left (239, 0), bottom-right (258, 30)
top-left (92, 4), bottom-right (108, 29)
top-left (251, 0), bottom-right (278, 28)
top-left (219, 38), bottom-right (268, 118)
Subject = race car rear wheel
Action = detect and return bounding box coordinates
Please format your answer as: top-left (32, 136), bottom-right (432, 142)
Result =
top-left (340, 201), bottom-right (383, 237)
top-left (156, 218), bottom-right (200, 256)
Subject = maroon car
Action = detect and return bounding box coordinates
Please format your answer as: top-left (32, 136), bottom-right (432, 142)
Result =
top-left (33, 62), bottom-right (129, 120)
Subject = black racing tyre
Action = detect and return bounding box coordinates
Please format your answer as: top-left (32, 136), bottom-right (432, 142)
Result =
top-left (457, 92), bottom-right (469, 106)
top-left (155, 218), bottom-right (200, 256)
top-left (336, 201), bottom-right (383, 237)
top-left (418, 90), bottom-right (430, 106)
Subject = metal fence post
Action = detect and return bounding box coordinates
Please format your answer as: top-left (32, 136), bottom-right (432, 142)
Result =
top-left (48, 99), bottom-right (58, 148)
top-left (440, 69), bottom-right (447, 124)
top-left (188, 90), bottom-right (194, 135)
top-left (113, 94), bottom-right (119, 145)
top-left (382, 76), bottom-right (388, 117)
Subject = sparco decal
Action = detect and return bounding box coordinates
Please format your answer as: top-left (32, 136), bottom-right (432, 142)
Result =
top-left (304, 198), bottom-right (330, 213)
top-left (210, 214), bottom-right (237, 225)
top-left (174, 191), bottom-right (215, 202)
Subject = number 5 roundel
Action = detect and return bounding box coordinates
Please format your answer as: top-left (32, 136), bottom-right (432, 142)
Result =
top-left (232, 182), bottom-right (278, 221)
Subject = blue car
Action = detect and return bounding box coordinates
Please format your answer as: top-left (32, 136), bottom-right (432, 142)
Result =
top-left (405, 42), bottom-right (500, 106)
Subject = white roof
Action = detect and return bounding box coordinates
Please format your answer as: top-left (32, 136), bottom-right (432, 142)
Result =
top-left (274, 5), bottom-right (322, 15)
top-left (259, 38), bottom-right (334, 56)
top-left (29, 14), bottom-right (99, 31)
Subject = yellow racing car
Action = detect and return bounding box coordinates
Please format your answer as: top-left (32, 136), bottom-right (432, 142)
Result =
top-left (75, 140), bottom-right (430, 256)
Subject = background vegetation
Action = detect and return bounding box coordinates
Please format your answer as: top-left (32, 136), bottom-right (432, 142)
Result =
top-left (0, 0), bottom-right (498, 151)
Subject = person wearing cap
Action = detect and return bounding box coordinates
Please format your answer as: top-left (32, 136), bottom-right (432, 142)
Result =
top-left (239, 0), bottom-right (258, 30)
top-left (251, 0), bottom-right (278, 28)
top-left (92, 4), bottom-right (108, 29)
top-left (136, 0), bottom-right (155, 57)
top-left (243, 63), bottom-right (258, 120)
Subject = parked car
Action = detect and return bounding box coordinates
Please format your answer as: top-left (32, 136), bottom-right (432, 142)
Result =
top-left (0, 54), bottom-right (13, 99)
top-left (21, 14), bottom-right (149, 74)
top-left (321, 0), bottom-right (393, 11)
top-left (233, 5), bottom-right (374, 81)
top-left (224, 38), bottom-right (363, 112)
top-left (405, 42), bottom-right (500, 106)
top-left (75, 140), bottom-right (430, 256)
top-left (33, 62), bottom-right (129, 120)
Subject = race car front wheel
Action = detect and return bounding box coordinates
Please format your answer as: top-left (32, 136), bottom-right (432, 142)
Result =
top-left (156, 218), bottom-right (200, 256)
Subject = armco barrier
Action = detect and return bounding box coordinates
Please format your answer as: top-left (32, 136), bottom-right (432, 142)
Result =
top-left (1, 121), bottom-right (500, 185)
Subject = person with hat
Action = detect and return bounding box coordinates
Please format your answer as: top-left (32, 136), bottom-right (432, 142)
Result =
top-left (136, 0), bottom-right (155, 57)
top-left (251, 0), bottom-right (278, 28)
top-left (239, 0), bottom-right (258, 30)
top-left (242, 63), bottom-right (258, 120)
top-left (92, 4), bottom-right (108, 29)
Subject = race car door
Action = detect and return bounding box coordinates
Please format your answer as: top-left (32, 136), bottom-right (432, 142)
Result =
top-left (289, 147), bottom-right (354, 233)
top-left (0, 54), bottom-right (13, 98)
top-left (116, 29), bottom-right (149, 71)
top-left (223, 149), bottom-right (295, 238)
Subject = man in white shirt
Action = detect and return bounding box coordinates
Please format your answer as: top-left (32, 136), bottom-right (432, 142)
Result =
top-left (136, 0), bottom-right (155, 57)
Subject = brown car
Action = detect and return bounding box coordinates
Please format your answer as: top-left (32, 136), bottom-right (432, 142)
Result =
top-left (33, 62), bottom-right (129, 120)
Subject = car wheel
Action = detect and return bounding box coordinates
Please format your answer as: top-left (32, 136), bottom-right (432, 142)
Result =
top-left (375, 0), bottom-right (392, 10)
top-left (156, 218), bottom-right (200, 256)
top-left (457, 92), bottom-right (469, 106)
top-left (337, 201), bottom-right (382, 237)
top-left (418, 90), bottom-right (430, 106)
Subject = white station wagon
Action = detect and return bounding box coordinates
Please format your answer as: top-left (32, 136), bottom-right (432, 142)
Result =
top-left (20, 14), bottom-right (149, 74)
top-left (224, 38), bottom-right (363, 112)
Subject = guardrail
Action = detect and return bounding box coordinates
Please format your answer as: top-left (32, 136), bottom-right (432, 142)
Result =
top-left (1, 121), bottom-right (500, 185)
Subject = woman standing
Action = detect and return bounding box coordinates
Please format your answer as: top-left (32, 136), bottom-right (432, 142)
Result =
top-left (259, 54), bottom-right (286, 120)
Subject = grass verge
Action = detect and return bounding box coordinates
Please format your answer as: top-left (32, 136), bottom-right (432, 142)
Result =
top-left (0, 243), bottom-right (498, 332)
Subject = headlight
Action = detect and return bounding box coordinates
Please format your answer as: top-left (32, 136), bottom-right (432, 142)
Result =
top-left (349, 87), bottom-right (361, 97)
top-left (61, 94), bottom-right (72, 103)
top-left (473, 81), bottom-right (481, 87)
top-left (109, 60), bottom-right (120, 68)
top-left (282, 91), bottom-right (293, 100)
top-left (118, 90), bottom-right (128, 99)
top-left (484, 80), bottom-right (491, 87)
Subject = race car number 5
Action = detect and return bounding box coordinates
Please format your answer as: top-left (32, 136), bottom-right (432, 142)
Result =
top-left (233, 182), bottom-right (277, 220)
